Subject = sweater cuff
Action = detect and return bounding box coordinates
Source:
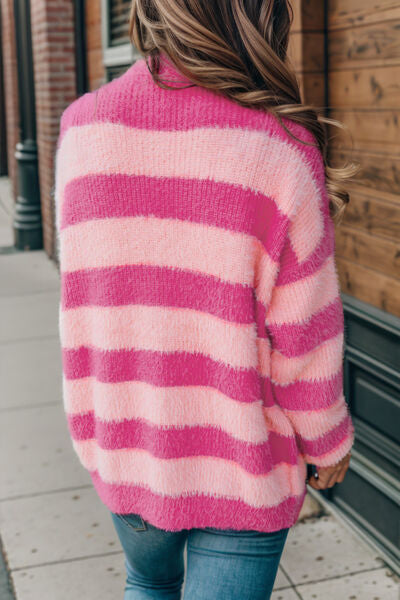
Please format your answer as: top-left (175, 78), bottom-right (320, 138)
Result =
top-left (302, 418), bottom-right (355, 468)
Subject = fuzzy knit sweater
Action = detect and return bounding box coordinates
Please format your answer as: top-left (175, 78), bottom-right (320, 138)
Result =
top-left (54, 52), bottom-right (354, 532)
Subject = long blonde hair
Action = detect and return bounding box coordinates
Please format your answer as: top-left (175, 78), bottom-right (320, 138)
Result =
top-left (129, 0), bottom-right (358, 223)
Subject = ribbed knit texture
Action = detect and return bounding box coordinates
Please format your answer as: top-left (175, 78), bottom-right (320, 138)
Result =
top-left (54, 52), bottom-right (354, 532)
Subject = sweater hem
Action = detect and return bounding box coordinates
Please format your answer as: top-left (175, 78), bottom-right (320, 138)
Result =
top-left (89, 469), bottom-right (307, 533)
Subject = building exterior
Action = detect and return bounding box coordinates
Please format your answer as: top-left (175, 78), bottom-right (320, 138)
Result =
top-left (1, 0), bottom-right (399, 568)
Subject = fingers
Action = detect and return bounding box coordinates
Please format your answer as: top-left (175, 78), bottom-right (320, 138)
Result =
top-left (320, 472), bottom-right (336, 489)
top-left (307, 474), bottom-right (335, 490)
top-left (336, 454), bottom-right (351, 484)
top-left (336, 461), bottom-right (350, 483)
top-left (328, 463), bottom-right (348, 487)
top-left (307, 476), bottom-right (321, 490)
top-left (307, 471), bottom-right (329, 490)
top-left (326, 471), bottom-right (340, 488)
top-left (306, 456), bottom-right (351, 490)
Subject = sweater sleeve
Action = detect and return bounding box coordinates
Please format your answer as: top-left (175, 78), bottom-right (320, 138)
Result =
top-left (264, 148), bottom-right (354, 468)
top-left (53, 93), bottom-right (92, 248)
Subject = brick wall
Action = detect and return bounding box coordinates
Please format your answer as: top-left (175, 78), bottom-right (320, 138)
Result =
top-left (0, 0), bottom-right (20, 198)
top-left (30, 0), bottom-right (77, 258)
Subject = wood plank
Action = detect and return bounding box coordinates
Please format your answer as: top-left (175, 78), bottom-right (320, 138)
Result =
top-left (331, 148), bottom-right (400, 196)
top-left (291, 0), bottom-right (325, 32)
top-left (346, 181), bottom-right (400, 206)
top-left (328, 109), bottom-right (400, 154)
top-left (341, 191), bottom-right (400, 241)
top-left (329, 65), bottom-right (400, 109)
top-left (288, 31), bottom-right (325, 72)
top-left (330, 136), bottom-right (399, 156)
top-left (291, 0), bottom-right (302, 32)
top-left (328, 0), bottom-right (400, 30)
top-left (329, 19), bottom-right (400, 70)
top-left (291, 0), bottom-right (301, 32)
top-left (336, 257), bottom-right (400, 317)
top-left (335, 225), bottom-right (399, 278)
top-left (298, 71), bottom-right (326, 106)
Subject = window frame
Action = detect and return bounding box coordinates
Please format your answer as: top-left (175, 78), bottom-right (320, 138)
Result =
top-left (101, 0), bottom-right (140, 71)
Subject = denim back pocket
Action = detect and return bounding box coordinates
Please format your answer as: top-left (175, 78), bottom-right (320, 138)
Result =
top-left (114, 512), bottom-right (147, 531)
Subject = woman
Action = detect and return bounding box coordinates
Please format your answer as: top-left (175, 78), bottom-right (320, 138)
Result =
top-left (54, 1), bottom-right (356, 598)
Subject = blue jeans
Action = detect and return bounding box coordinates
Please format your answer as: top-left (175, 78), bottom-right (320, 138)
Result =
top-left (110, 511), bottom-right (290, 599)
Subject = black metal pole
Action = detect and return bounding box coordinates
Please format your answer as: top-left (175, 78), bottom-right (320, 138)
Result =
top-left (13, 0), bottom-right (42, 250)
top-left (74, 0), bottom-right (88, 96)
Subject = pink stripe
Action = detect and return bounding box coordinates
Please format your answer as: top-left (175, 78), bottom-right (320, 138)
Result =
top-left (267, 298), bottom-right (344, 358)
top-left (255, 299), bottom-right (268, 338)
top-left (67, 413), bottom-right (300, 474)
top-left (59, 58), bottom-right (321, 168)
top-left (288, 180), bottom-right (325, 264)
top-left (254, 247), bottom-right (281, 309)
top-left (284, 394), bottom-right (350, 439)
top-left (60, 304), bottom-right (258, 370)
top-left (305, 426), bottom-right (355, 468)
top-left (72, 439), bottom-right (307, 508)
top-left (61, 174), bottom-right (288, 261)
top-left (258, 333), bottom-right (344, 384)
top-left (297, 414), bottom-right (353, 457)
top-left (62, 346), bottom-right (262, 404)
top-left (64, 376), bottom-right (344, 445)
top-left (58, 216), bottom-right (260, 286)
top-left (269, 333), bottom-right (344, 385)
top-left (266, 255), bottom-right (340, 325)
top-left (62, 378), bottom-right (270, 444)
top-left (57, 90), bottom-right (95, 146)
top-left (261, 368), bottom-right (344, 411)
top-left (262, 404), bottom-right (295, 436)
top-left (60, 264), bottom-right (254, 323)
top-left (277, 193), bottom-right (335, 285)
top-left (55, 123), bottom-right (323, 227)
top-left (89, 468), bottom-right (307, 532)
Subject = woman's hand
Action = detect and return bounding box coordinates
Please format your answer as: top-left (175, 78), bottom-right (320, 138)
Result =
top-left (307, 451), bottom-right (352, 490)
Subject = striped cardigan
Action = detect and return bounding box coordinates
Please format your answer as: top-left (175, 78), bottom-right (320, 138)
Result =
top-left (54, 52), bottom-right (354, 532)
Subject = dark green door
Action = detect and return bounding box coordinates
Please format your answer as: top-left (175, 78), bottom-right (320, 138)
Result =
top-left (323, 293), bottom-right (400, 567)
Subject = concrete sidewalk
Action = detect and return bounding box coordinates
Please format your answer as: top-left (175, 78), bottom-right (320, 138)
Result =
top-left (0, 176), bottom-right (398, 599)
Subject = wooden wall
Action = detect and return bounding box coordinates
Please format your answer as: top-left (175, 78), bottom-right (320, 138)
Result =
top-left (288, 0), bottom-right (326, 108)
top-left (327, 0), bottom-right (400, 318)
top-left (292, 0), bottom-right (400, 318)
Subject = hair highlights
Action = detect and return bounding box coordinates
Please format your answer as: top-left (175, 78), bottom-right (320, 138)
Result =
top-left (129, 0), bottom-right (358, 223)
